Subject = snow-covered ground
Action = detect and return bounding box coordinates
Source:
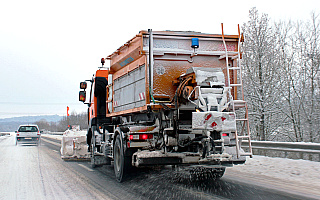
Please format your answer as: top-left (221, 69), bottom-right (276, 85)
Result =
top-left (3, 134), bottom-right (320, 191)
top-left (230, 155), bottom-right (320, 188)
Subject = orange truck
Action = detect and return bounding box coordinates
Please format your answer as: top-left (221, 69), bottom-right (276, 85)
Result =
top-left (79, 26), bottom-right (252, 182)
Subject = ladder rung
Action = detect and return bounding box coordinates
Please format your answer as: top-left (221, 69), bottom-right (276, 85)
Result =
top-left (236, 118), bottom-right (248, 121)
top-left (233, 100), bottom-right (246, 103)
top-left (230, 84), bottom-right (242, 87)
top-left (237, 135), bottom-right (250, 139)
top-left (232, 100), bottom-right (246, 107)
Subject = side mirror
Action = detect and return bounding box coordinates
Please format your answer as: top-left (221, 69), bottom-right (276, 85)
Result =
top-left (80, 82), bottom-right (87, 89)
top-left (79, 91), bottom-right (86, 102)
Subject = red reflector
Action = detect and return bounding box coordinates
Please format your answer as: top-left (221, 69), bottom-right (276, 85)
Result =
top-left (222, 133), bottom-right (228, 137)
top-left (18, 138), bottom-right (20, 140)
top-left (17, 134), bottom-right (19, 136)
top-left (127, 142), bottom-right (130, 148)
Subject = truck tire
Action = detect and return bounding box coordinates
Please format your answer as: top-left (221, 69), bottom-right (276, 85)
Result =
top-left (90, 126), bottom-right (97, 168)
top-left (113, 134), bottom-right (129, 182)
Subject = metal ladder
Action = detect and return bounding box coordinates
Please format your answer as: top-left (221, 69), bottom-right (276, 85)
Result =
top-left (221, 23), bottom-right (253, 158)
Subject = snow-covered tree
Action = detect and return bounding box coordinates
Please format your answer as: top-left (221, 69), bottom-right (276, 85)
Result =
top-left (291, 13), bottom-right (320, 142)
top-left (242, 8), bottom-right (284, 141)
top-left (242, 8), bottom-right (320, 143)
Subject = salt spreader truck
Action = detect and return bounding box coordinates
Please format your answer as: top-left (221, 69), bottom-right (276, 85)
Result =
top-left (79, 25), bottom-right (252, 182)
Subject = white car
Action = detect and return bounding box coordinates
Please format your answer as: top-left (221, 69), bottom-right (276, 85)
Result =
top-left (15, 124), bottom-right (41, 145)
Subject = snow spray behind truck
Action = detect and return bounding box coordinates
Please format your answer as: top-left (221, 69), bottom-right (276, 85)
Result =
top-left (79, 25), bottom-right (253, 182)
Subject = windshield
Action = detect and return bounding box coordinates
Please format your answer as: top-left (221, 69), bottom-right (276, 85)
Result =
top-left (18, 126), bottom-right (38, 132)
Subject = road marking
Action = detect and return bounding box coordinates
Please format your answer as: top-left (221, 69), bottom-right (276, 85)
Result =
top-left (41, 138), bottom-right (61, 147)
top-left (78, 164), bottom-right (94, 172)
top-left (52, 150), bottom-right (58, 153)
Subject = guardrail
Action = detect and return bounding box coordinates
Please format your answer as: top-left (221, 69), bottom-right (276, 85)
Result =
top-left (39, 132), bottom-right (320, 162)
top-left (0, 132), bottom-right (11, 136)
top-left (44, 132), bottom-right (64, 135)
top-left (242, 140), bottom-right (320, 162)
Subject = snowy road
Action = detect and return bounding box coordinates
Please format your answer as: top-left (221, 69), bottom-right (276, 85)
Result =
top-left (1, 135), bottom-right (319, 200)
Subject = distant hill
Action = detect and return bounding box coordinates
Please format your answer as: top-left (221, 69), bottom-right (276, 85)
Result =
top-left (0, 115), bottom-right (63, 132)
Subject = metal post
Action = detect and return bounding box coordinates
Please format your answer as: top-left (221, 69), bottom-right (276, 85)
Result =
top-left (148, 29), bottom-right (154, 96)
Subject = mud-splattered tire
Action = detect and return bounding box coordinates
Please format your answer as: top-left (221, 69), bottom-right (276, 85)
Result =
top-left (113, 134), bottom-right (130, 182)
top-left (90, 126), bottom-right (97, 168)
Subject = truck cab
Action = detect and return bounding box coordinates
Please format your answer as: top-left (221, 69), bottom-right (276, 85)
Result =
top-left (79, 69), bottom-right (111, 152)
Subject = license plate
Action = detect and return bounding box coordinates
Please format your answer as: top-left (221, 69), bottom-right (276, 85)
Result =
top-left (25, 138), bottom-right (32, 139)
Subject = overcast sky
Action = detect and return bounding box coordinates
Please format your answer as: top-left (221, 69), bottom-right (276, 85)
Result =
top-left (0, 0), bottom-right (318, 119)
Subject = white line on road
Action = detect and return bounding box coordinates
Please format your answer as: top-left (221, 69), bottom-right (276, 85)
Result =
top-left (41, 138), bottom-right (61, 147)
top-left (78, 164), bottom-right (94, 172)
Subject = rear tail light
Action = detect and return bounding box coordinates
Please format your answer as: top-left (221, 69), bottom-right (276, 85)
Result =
top-left (222, 133), bottom-right (229, 137)
top-left (129, 134), bottom-right (153, 140)
top-left (140, 134), bottom-right (153, 140)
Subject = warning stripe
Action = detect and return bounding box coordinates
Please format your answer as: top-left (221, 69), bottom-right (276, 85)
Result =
top-left (139, 92), bottom-right (145, 101)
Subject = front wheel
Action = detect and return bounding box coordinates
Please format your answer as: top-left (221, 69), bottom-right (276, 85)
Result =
top-left (90, 126), bottom-right (97, 168)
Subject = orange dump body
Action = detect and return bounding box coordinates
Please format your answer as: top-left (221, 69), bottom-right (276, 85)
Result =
top-left (106, 30), bottom-right (240, 117)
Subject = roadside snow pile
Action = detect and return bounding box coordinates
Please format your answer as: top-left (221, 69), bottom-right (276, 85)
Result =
top-left (0, 134), bottom-right (11, 141)
top-left (231, 155), bottom-right (320, 187)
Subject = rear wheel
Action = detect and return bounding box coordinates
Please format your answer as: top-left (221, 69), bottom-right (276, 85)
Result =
top-left (113, 134), bottom-right (130, 182)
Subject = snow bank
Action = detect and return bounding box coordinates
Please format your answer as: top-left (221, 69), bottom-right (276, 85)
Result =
top-left (230, 155), bottom-right (320, 187)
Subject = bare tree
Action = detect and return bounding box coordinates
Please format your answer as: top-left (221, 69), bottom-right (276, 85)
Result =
top-left (292, 13), bottom-right (320, 142)
top-left (242, 8), bottom-right (284, 141)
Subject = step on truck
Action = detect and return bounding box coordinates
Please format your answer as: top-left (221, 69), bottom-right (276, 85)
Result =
top-left (79, 25), bottom-right (253, 182)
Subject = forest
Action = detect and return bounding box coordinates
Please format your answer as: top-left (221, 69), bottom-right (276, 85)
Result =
top-left (242, 8), bottom-right (319, 142)
top-left (34, 111), bottom-right (88, 132)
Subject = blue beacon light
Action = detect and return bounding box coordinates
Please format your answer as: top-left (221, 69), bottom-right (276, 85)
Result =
top-left (191, 38), bottom-right (199, 48)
